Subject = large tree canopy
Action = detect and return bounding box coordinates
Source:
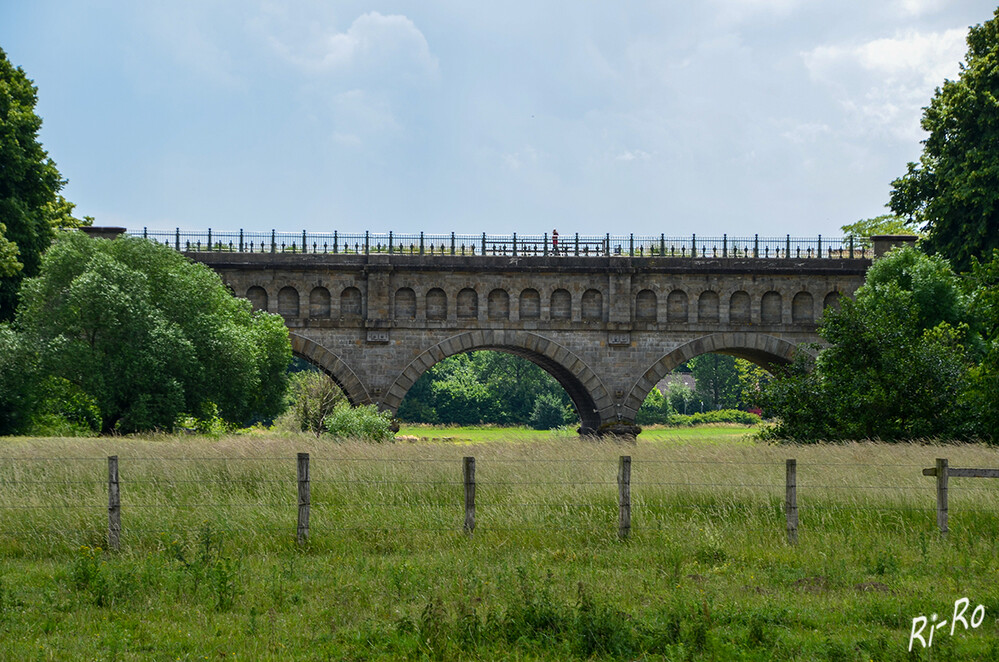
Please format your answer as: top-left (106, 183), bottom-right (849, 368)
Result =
top-left (889, 9), bottom-right (999, 272)
top-left (5, 232), bottom-right (291, 434)
top-left (0, 47), bottom-right (63, 319)
top-left (0, 48), bottom-right (88, 320)
top-left (758, 246), bottom-right (981, 441)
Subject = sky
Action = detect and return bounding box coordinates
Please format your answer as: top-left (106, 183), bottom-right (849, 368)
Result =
top-left (1, 1), bottom-right (996, 237)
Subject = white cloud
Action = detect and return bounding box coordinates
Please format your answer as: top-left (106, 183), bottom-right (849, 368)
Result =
top-left (802, 28), bottom-right (966, 140)
top-left (264, 11), bottom-right (438, 83)
top-left (615, 149), bottom-right (652, 162)
top-left (895, 0), bottom-right (947, 17)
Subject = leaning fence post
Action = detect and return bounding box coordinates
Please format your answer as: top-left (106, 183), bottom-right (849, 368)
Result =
top-left (785, 459), bottom-right (798, 545)
top-left (936, 458), bottom-right (948, 537)
top-left (297, 452), bottom-right (310, 545)
top-left (618, 456), bottom-right (631, 539)
top-left (463, 457), bottom-right (475, 534)
top-left (108, 456), bottom-right (121, 551)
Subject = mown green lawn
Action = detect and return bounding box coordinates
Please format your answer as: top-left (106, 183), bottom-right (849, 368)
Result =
top-left (0, 430), bottom-right (997, 660)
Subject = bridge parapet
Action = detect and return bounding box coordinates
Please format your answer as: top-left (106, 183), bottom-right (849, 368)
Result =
top-left (131, 228), bottom-right (874, 261)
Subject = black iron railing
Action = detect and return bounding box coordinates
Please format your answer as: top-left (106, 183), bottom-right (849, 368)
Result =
top-left (129, 229), bottom-right (872, 259)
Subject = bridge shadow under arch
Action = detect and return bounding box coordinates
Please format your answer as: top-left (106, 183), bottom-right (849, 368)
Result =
top-left (289, 332), bottom-right (372, 406)
top-left (622, 333), bottom-right (810, 419)
top-left (384, 331), bottom-right (613, 434)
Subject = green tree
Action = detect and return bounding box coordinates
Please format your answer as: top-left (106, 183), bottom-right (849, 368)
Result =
top-left (689, 354), bottom-right (741, 410)
top-left (663, 379), bottom-right (696, 415)
top-left (0, 48), bottom-right (83, 320)
top-left (279, 371), bottom-right (345, 437)
top-left (11, 232), bottom-right (291, 433)
top-left (735, 358), bottom-right (769, 409)
top-left (0, 223), bottom-right (21, 277)
top-left (758, 246), bottom-right (976, 440)
top-left (840, 214), bottom-right (919, 250)
top-left (635, 386), bottom-right (674, 425)
top-left (889, 9), bottom-right (999, 272)
top-left (0, 323), bottom-right (35, 434)
top-left (964, 249), bottom-right (999, 440)
top-left (397, 351), bottom-right (575, 425)
top-left (427, 354), bottom-right (500, 425)
top-left (529, 392), bottom-right (571, 429)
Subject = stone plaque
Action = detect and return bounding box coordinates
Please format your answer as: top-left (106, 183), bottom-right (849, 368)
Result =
top-left (608, 333), bottom-right (631, 347)
top-left (366, 330), bottom-right (390, 344)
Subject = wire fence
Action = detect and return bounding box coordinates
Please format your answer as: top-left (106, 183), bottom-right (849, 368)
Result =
top-left (0, 454), bottom-right (991, 549)
top-left (129, 228), bottom-right (874, 260)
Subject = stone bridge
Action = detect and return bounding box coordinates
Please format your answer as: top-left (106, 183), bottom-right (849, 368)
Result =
top-left (185, 243), bottom-right (899, 434)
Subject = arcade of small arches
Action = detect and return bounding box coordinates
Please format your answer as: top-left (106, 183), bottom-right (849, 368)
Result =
top-left (244, 283), bottom-right (843, 327)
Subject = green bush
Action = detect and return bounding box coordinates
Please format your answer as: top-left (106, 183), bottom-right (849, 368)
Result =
top-left (636, 388), bottom-right (674, 425)
top-left (668, 409), bottom-right (761, 426)
top-left (25, 375), bottom-right (102, 436)
top-left (529, 392), bottom-right (570, 430)
top-left (174, 401), bottom-right (229, 438)
top-left (276, 371), bottom-right (344, 436)
top-left (323, 402), bottom-right (395, 441)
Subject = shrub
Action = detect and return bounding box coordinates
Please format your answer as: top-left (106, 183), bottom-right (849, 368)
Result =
top-left (174, 401), bottom-right (229, 438)
top-left (636, 387), bottom-right (674, 425)
top-left (323, 402), bottom-right (395, 441)
top-left (529, 392), bottom-right (569, 430)
top-left (25, 375), bottom-right (102, 436)
top-left (277, 371), bottom-right (344, 436)
top-left (668, 409), bottom-right (761, 426)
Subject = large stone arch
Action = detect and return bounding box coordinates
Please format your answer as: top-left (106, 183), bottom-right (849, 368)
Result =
top-left (384, 330), bottom-right (613, 434)
top-left (621, 333), bottom-right (806, 420)
top-left (289, 332), bottom-right (371, 406)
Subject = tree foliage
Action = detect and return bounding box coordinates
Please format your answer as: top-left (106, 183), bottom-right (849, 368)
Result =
top-left (279, 371), bottom-right (345, 437)
top-left (529, 392), bottom-right (570, 430)
top-left (839, 214), bottom-right (917, 239)
top-left (397, 351), bottom-right (576, 426)
top-left (964, 249), bottom-right (999, 437)
top-left (635, 386), bottom-right (675, 425)
top-left (0, 48), bottom-right (88, 320)
top-left (323, 402), bottom-right (395, 441)
top-left (3, 232), bottom-right (291, 434)
top-left (889, 9), bottom-right (999, 272)
top-left (689, 354), bottom-right (741, 410)
top-left (758, 246), bottom-right (982, 441)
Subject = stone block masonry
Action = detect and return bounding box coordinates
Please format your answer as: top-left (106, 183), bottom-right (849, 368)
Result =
top-left (191, 251), bottom-right (870, 435)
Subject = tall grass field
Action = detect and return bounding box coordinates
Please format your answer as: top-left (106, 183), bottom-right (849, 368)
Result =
top-left (0, 429), bottom-right (997, 660)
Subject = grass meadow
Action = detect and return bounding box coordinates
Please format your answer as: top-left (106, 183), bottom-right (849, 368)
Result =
top-left (0, 428), bottom-right (998, 660)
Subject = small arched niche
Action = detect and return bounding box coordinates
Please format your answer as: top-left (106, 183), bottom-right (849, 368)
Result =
top-left (246, 286), bottom-right (268, 312)
top-left (278, 286), bottom-right (300, 317)
top-left (636, 289), bottom-right (657, 322)
top-left (309, 287), bottom-right (331, 319)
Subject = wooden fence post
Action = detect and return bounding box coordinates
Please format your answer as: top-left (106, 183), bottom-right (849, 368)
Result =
top-left (297, 452), bottom-right (310, 545)
top-left (936, 458), bottom-right (948, 537)
top-left (785, 459), bottom-right (798, 545)
top-left (108, 456), bottom-right (120, 551)
top-left (618, 456), bottom-right (631, 539)
top-left (463, 457), bottom-right (475, 534)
